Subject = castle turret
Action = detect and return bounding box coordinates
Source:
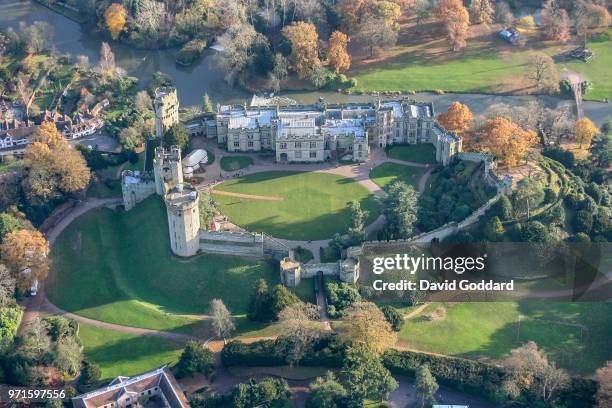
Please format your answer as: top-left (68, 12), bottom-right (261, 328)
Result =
top-left (165, 183), bottom-right (200, 257)
top-left (153, 145), bottom-right (183, 195)
top-left (154, 87), bottom-right (179, 139)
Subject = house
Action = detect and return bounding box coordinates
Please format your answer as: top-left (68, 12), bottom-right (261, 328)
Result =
top-left (72, 366), bottom-right (190, 408)
top-left (0, 126), bottom-right (38, 152)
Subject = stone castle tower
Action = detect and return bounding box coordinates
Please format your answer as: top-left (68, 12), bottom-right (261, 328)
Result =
top-left (165, 183), bottom-right (201, 257)
top-left (153, 145), bottom-right (183, 195)
top-left (154, 87), bottom-right (179, 139)
top-left (152, 145), bottom-right (201, 257)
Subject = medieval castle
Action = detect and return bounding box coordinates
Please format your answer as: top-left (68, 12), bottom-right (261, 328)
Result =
top-left (121, 87), bottom-right (472, 287)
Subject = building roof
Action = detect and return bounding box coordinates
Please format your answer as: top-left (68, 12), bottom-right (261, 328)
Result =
top-left (72, 366), bottom-right (189, 408)
top-left (183, 149), bottom-right (208, 167)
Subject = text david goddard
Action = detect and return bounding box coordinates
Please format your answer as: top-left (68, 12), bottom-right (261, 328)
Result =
top-left (371, 279), bottom-right (515, 292)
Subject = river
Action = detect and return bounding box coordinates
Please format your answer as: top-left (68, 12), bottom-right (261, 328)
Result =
top-left (0, 0), bottom-right (610, 124)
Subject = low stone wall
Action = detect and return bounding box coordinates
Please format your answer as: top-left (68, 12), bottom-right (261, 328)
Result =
top-left (198, 230), bottom-right (290, 259)
top-left (121, 171), bottom-right (156, 211)
top-left (301, 263), bottom-right (339, 278)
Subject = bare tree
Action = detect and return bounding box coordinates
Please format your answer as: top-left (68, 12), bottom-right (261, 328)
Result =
top-left (97, 42), bottom-right (116, 78)
top-left (16, 74), bottom-right (33, 118)
top-left (135, 90), bottom-right (153, 113)
top-left (76, 55), bottom-right (90, 70)
top-left (276, 302), bottom-right (323, 366)
top-left (524, 53), bottom-right (559, 93)
top-left (210, 298), bottom-right (235, 343)
top-left (136, 0), bottom-right (167, 39)
top-left (26, 317), bottom-right (51, 356)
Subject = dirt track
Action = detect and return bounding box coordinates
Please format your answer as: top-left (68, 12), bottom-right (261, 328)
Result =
top-left (211, 190), bottom-right (284, 201)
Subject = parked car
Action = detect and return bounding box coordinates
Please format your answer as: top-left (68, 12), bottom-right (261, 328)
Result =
top-left (29, 279), bottom-right (38, 296)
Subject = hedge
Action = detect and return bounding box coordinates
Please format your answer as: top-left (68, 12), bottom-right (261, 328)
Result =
top-left (221, 337), bottom-right (344, 369)
top-left (382, 349), bottom-right (505, 399)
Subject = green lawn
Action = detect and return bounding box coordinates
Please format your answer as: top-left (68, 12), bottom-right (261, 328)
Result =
top-left (385, 144), bottom-right (437, 164)
top-left (292, 277), bottom-right (316, 304)
top-left (220, 156), bottom-right (253, 171)
top-left (398, 301), bottom-right (612, 375)
top-left (48, 197), bottom-right (278, 334)
top-left (213, 171), bottom-right (380, 240)
top-left (350, 28), bottom-right (611, 101)
top-left (370, 163), bottom-right (427, 191)
top-left (350, 39), bottom-right (528, 94)
top-left (78, 324), bottom-right (183, 381)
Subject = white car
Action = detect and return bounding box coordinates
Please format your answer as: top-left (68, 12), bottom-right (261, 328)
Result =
top-left (29, 280), bottom-right (38, 296)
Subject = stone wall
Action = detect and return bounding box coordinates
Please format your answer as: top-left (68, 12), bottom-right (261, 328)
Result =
top-left (198, 230), bottom-right (290, 259)
top-left (121, 171), bottom-right (156, 211)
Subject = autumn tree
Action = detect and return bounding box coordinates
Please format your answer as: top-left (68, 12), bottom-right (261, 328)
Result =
top-left (574, 117), bottom-right (598, 148)
top-left (435, 0), bottom-right (470, 51)
top-left (357, 15), bottom-right (399, 57)
top-left (476, 117), bottom-right (537, 167)
top-left (524, 53), bottom-right (559, 93)
top-left (541, 0), bottom-right (570, 42)
top-left (437, 101), bottom-right (473, 134)
top-left (327, 31), bottom-right (351, 74)
top-left (595, 361), bottom-right (612, 408)
top-left (22, 123), bottom-right (91, 205)
top-left (0, 229), bottom-right (50, 292)
top-left (337, 302), bottom-right (396, 355)
top-left (469, 0), bottom-right (494, 25)
top-left (283, 21), bottom-right (320, 80)
top-left (502, 341), bottom-right (570, 403)
top-left (575, 1), bottom-right (611, 47)
top-left (104, 3), bottom-right (127, 40)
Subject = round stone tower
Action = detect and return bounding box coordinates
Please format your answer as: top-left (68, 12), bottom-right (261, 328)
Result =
top-left (165, 183), bottom-right (201, 257)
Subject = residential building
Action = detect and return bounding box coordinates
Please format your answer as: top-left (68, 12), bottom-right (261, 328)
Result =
top-left (72, 366), bottom-right (190, 408)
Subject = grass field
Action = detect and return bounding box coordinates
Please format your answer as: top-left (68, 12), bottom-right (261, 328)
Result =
top-left (292, 277), bottom-right (316, 304)
top-left (48, 197), bottom-right (278, 334)
top-left (398, 301), bottom-right (612, 375)
top-left (370, 163), bottom-right (427, 191)
top-left (214, 171), bottom-right (380, 240)
top-left (78, 324), bottom-right (183, 381)
top-left (220, 156), bottom-right (253, 171)
top-left (385, 144), bottom-right (437, 164)
top-left (349, 20), bottom-right (611, 101)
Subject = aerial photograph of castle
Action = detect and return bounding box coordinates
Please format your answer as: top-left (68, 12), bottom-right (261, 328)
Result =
top-left (0, 0), bottom-right (610, 407)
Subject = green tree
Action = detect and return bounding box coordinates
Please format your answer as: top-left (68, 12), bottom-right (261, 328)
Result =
top-left (381, 305), bottom-right (404, 332)
top-left (79, 361), bottom-right (101, 390)
top-left (495, 195), bottom-right (513, 221)
top-left (574, 210), bottom-right (593, 234)
top-left (306, 371), bottom-right (347, 408)
top-left (383, 181), bottom-right (418, 239)
top-left (247, 279), bottom-right (272, 321)
top-left (325, 282), bottom-right (361, 318)
top-left (199, 192), bottom-right (217, 230)
top-left (484, 216), bottom-right (505, 241)
top-left (53, 336), bottom-right (82, 375)
top-left (164, 123), bottom-right (189, 152)
top-left (0, 208), bottom-right (32, 242)
top-left (521, 221), bottom-right (550, 242)
top-left (415, 365), bottom-right (439, 407)
top-left (43, 316), bottom-right (71, 342)
top-left (343, 344), bottom-right (398, 403)
top-left (176, 341), bottom-right (214, 377)
top-left (269, 284), bottom-right (300, 318)
top-left (512, 179), bottom-right (545, 218)
top-left (202, 93), bottom-right (213, 113)
top-left (348, 200), bottom-right (368, 243)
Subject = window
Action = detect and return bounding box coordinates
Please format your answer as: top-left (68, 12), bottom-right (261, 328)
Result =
top-left (233, 141), bottom-right (239, 147)
top-left (280, 142), bottom-right (287, 149)
top-left (310, 141), bottom-right (317, 148)
top-left (248, 141), bottom-right (254, 147)
top-left (310, 151), bottom-right (317, 158)
top-left (247, 134), bottom-right (253, 140)
top-left (295, 141), bottom-right (302, 148)
top-left (295, 151), bottom-right (302, 159)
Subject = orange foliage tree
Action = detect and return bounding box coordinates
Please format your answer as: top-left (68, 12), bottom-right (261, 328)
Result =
top-left (22, 122), bottom-right (91, 204)
top-left (0, 229), bottom-right (50, 292)
top-left (476, 117), bottom-right (538, 167)
top-left (574, 118), bottom-right (598, 148)
top-left (435, 0), bottom-right (470, 51)
top-left (105, 3), bottom-right (127, 40)
top-left (437, 101), bottom-right (473, 134)
top-left (282, 21), bottom-right (321, 80)
top-left (327, 31), bottom-right (351, 74)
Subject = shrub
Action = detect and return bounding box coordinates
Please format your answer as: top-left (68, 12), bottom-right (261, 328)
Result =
top-left (175, 39), bottom-right (206, 66)
top-left (381, 305), bottom-right (404, 332)
top-left (176, 341), bottom-right (214, 377)
top-left (573, 210), bottom-right (593, 234)
top-left (78, 361), bottom-right (101, 391)
top-left (325, 281), bottom-right (361, 318)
